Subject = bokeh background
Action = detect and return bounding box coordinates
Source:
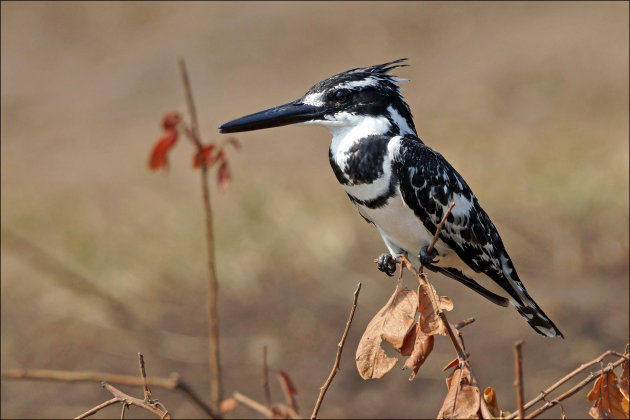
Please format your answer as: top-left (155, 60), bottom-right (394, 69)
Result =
top-left (1, 1), bottom-right (628, 418)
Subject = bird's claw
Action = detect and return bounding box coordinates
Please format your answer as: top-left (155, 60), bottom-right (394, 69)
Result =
top-left (419, 245), bottom-right (439, 266)
top-left (377, 253), bottom-right (398, 276)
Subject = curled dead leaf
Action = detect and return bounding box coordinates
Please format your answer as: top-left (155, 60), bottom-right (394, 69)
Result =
top-left (418, 282), bottom-right (452, 336)
top-left (587, 370), bottom-right (629, 419)
top-left (356, 287), bottom-right (418, 379)
top-left (438, 365), bottom-right (481, 419)
top-left (402, 324), bottom-right (434, 381)
top-left (483, 387), bottom-right (500, 418)
top-left (399, 323), bottom-right (417, 357)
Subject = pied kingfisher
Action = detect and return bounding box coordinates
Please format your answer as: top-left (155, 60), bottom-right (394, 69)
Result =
top-left (219, 59), bottom-right (563, 338)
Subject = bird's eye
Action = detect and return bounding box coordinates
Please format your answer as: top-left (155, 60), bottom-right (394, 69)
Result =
top-left (335, 90), bottom-right (350, 104)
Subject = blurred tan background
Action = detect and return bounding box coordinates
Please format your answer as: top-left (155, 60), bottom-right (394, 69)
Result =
top-left (1, 1), bottom-right (628, 418)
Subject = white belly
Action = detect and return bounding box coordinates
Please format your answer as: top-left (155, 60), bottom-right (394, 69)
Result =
top-left (352, 188), bottom-right (512, 300)
top-left (353, 188), bottom-right (454, 260)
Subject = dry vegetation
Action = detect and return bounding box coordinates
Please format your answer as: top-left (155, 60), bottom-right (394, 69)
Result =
top-left (1, 2), bottom-right (629, 419)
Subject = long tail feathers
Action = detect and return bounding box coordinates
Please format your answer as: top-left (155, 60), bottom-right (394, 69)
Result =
top-left (513, 299), bottom-right (564, 338)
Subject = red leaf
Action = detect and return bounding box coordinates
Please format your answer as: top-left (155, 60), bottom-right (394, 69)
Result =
top-left (276, 370), bottom-right (299, 413)
top-left (193, 144), bottom-right (216, 168)
top-left (149, 129), bottom-right (178, 171)
top-left (226, 137), bottom-right (241, 149)
top-left (217, 161), bottom-right (231, 192)
top-left (161, 112), bottom-right (181, 130)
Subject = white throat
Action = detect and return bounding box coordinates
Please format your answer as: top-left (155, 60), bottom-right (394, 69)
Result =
top-left (323, 113), bottom-right (392, 156)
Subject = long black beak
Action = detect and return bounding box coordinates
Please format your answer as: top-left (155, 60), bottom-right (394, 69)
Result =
top-left (219, 99), bottom-right (323, 134)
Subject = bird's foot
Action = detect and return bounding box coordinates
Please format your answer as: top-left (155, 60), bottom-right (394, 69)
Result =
top-left (419, 245), bottom-right (439, 266)
top-left (377, 253), bottom-right (398, 277)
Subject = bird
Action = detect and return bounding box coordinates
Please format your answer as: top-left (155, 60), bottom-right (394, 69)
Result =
top-left (219, 59), bottom-right (563, 338)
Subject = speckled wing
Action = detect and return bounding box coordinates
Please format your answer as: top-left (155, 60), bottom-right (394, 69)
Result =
top-left (393, 136), bottom-right (564, 338)
top-left (393, 136), bottom-right (521, 304)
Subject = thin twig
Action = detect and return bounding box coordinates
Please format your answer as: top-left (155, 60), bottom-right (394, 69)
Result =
top-left (138, 353), bottom-right (152, 402)
top-left (76, 382), bottom-right (170, 419)
top-left (426, 201), bottom-right (456, 255)
top-left (311, 283), bottom-right (362, 420)
top-left (233, 391), bottom-right (273, 418)
top-left (439, 311), bottom-right (468, 363)
top-left (454, 317), bottom-right (475, 330)
top-left (513, 340), bottom-right (525, 419)
top-left (506, 347), bottom-right (629, 419)
top-left (179, 57), bottom-right (222, 413)
top-left (75, 397), bottom-right (119, 419)
top-left (108, 382), bottom-right (170, 419)
top-left (524, 356), bottom-right (628, 419)
top-left (120, 401), bottom-right (128, 420)
top-left (262, 345), bottom-right (272, 409)
top-left (2, 369), bottom-right (218, 418)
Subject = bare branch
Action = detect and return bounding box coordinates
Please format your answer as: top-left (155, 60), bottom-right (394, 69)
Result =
top-left (138, 353), bottom-right (152, 402)
top-left (454, 317), bottom-right (476, 330)
top-left (513, 340), bottom-right (525, 419)
top-left (262, 345), bottom-right (272, 409)
top-left (178, 57), bottom-right (222, 413)
top-left (233, 391), bottom-right (273, 418)
top-left (107, 382), bottom-right (170, 419)
top-left (506, 347), bottom-right (629, 419)
top-left (75, 397), bottom-right (119, 419)
top-left (438, 310), bottom-right (468, 362)
top-left (524, 356), bottom-right (628, 419)
top-left (2, 369), bottom-right (217, 418)
top-left (311, 283), bottom-right (362, 419)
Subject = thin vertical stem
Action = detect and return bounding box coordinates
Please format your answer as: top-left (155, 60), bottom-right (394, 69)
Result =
top-left (179, 58), bottom-right (222, 413)
top-left (514, 340), bottom-right (525, 419)
top-left (138, 353), bottom-right (152, 402)
top-left (262, 345), bottom-right (272, 409)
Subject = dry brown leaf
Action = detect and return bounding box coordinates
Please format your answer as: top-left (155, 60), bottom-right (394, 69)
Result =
top-left (483, 387), bottom-right (500, 418)
top-left (380, 288), bottom-right (419, 349)
top-left (418, 282), bottom-right (452, 336)
top-left (402, 324), bottom-right (434, 381)
top-left (399, 323), bottom-right (417, 357)
top-left (439, 295), bottom-right (454, 311)
top-left (445, 362), bottom-right (473, 389)
top-left (619, 358), bottom-right (629, 400)
top-left (587, 370), bottom-right (629, 419)
top-left (482, 387), bottom-right (509, 418)
top-left (438, 365), bottom-right (481, 419)
top-left (356, 287), bottom-right (418, 379)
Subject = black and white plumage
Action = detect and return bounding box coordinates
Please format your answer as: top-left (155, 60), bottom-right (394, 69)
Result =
top-left (219, 59), bottom-right (563, 338)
